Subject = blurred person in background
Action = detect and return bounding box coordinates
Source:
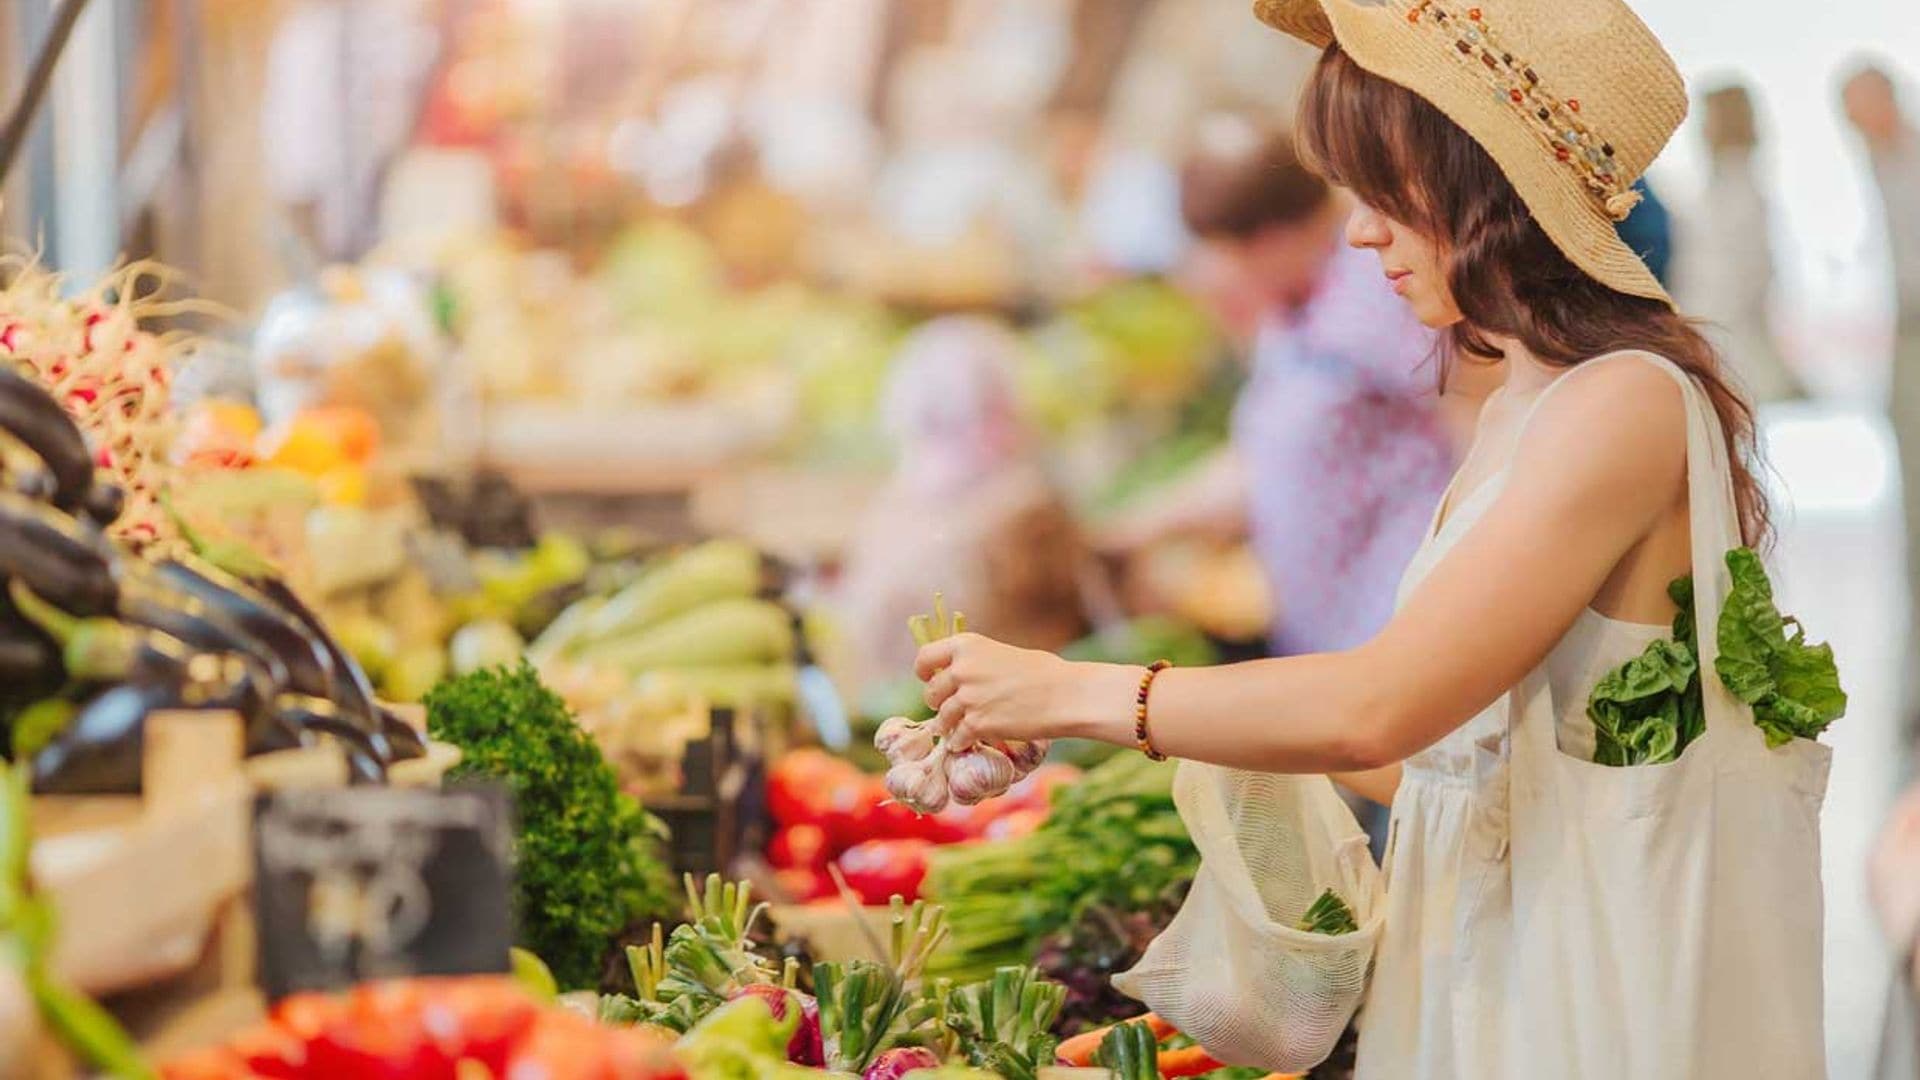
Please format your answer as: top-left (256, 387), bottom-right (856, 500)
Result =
top-left (1845, 63), bottom-right (1920, 710)
top-left (833, 317), bottom-right (1090, 695)
top-left (1676, 82), bottom-right (1805, 404)
top-left (1102, 120), bottom-right (1478, 660)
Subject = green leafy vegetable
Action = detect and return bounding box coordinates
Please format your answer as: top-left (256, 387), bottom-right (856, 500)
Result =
top-left (1715, 548), bottom-right (1848, 748)
top-left (1295, 888), bottom-right (1359, 936)
top-left (425, 662), bottom-right (676, 989)
top-left (1585, 549), bottom-right (1846, 766)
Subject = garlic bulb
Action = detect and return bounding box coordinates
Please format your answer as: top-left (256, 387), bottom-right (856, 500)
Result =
top-left (875, 716), bottom-right (937, 764)
top-left (946, 745), bottom-right (1018, 806)
top-left (997, 739), bottom-right (1049, 776)
top-left (885, 751), bottom-right (952, 814)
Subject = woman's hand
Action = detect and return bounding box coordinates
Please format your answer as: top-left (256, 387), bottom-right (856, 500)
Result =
top-left (915, 633), bottom-right (1142, 748)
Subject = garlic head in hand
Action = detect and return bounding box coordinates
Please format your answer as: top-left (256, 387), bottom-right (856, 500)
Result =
top-left (885, 751), bottom-right (951, 814)
top-left (946, 744), bottom-right (1018, 806)
top-left (875, 715), bottom-right (937, 764)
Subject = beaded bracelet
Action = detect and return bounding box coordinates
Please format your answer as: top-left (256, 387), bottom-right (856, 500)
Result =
top-left (1134, 660), bottom-right (1172, 762)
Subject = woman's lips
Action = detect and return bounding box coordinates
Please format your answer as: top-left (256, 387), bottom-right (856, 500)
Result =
top-left (1385, 268), bottom-right (1413, 295)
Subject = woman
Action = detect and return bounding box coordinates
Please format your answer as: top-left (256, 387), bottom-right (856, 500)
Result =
top-left (1102, 119), bottom-right (1459, 663)
top-left (912, 1), bottom-right (1827, 1075)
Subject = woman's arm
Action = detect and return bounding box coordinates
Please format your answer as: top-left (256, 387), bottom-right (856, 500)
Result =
top-left (1093, 447), bottom-right (1249, 552)
top-left (1330, 766), bottom-right (1402, 806)
top-left (919, 358), bottom-right (1688, 773)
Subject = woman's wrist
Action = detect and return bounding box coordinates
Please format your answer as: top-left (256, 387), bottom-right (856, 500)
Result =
top-left (1055, 661), bottom-right (1152, 745)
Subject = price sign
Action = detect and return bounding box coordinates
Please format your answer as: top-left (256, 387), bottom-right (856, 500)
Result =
top-left (252, 784), bottom-right (514, 999)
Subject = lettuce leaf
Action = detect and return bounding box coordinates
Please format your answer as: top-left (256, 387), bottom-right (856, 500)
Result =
top-left (1585, 548), bottom-right (1843, 765)
top-left (1713, 548), bottom-right (1847, 747)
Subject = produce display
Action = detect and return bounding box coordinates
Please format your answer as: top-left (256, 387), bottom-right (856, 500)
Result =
top-left (424, 664), bottom-right (678, 990)
top-left (0, 360), bottom-right (426, 784)
top-left (1585, 548), bottom-right (1846, 766)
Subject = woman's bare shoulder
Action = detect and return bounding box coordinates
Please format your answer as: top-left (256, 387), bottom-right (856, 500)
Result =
top-left (1509, 352), bottom-right (1688, 507)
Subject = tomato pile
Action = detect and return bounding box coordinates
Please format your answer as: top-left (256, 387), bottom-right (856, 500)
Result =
top-left (763, 749), bottom-right (1077, 904)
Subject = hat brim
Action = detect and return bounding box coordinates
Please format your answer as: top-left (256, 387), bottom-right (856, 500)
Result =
top-left (1253, 0), bottom-right (1672, 307)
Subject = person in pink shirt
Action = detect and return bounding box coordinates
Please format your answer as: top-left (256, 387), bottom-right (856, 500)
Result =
top-left (1105, 121), bottom-right (1485, 658)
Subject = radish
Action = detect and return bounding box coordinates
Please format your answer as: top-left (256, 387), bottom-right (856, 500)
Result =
top-left (863, 1045), bottom-right (940, 1080)
top-left (727, 984), bottom-right (823, 1066)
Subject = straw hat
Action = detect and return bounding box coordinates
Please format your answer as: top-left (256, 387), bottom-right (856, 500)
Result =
top-left (1254, 0), bottom-right (1684, 304)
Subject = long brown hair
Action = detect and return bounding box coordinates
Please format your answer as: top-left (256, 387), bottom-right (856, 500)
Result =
top-left (1296, 46), bottom-right (1771, 547)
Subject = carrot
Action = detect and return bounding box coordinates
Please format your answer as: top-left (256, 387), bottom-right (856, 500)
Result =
top-left (1155, 1045), bottom-right (1225, 1077)
top-left (1055, 1025), bottom-right (1111, 1067)
top-left (1056, 1013), bottom-right (1187, 1068)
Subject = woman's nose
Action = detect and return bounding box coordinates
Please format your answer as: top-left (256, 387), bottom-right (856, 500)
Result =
top-left (1345, 206), bottom-right (1390, 249)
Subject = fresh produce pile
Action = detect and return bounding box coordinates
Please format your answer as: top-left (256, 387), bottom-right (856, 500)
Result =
top-left (0, 258), bottom-right (204, 552)
top-left (1586, 548), bottom-right (1846, 766)
top-left (159, 976), bottom-right (684, 1080)
top-left (924, 755), bottom-right (1196, 986)
top-left (878, 597), bottom-right (1050, 817)
top-left (424, 663), bottom-right (677, 990)
top-left (531, 538), bottom-right (797, 713)
top-left (598, 874), bottom-right (1074, 1080)
top-left (1, 760), bottom-right (152, 1078)
top-left (0, 359), bottom-right (427, 784)
top-left (765, 750), bottom-right (1073, 906)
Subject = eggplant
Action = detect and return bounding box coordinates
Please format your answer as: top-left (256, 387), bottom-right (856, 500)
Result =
top-left (30, 681), bottom-right (178, 795)
top-left (377, 705), bottom-right (427, 762)
top-left (116, 576), bottom-right (292, 691)
top-left (30, 636), bottom-right (311, 795)
top-left (246, 576), bottom-right (385, 738)
top-left (0, 494), bottom-right (119, 617)
top-left (150, 557), bottom-right (336, 699)
top-left (272, 695), bottom-right (389, 785)
top-left (80, 482), bottom-right (125, 528)
top-left (0, 367), bottom-right (92, 513)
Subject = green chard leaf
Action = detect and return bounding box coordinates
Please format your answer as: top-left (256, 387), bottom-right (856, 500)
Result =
top-left (1713, 549), bottom-right (1846, 745)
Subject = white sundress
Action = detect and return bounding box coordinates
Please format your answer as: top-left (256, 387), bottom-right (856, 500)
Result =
top-left (1353, 352), bottom-right (1830, 1079)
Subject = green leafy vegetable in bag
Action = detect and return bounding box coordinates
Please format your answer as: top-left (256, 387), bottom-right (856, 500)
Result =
top-left (1715, 548), bottom-right (1847, 748)
top-left (1585, 549), bottom-right (1845, 766)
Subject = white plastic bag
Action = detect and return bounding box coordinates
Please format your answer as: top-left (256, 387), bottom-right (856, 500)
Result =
top-left (1114, 763), bottom-right (1383, 1071)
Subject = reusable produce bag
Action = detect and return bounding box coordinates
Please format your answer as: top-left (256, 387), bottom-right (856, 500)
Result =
top-left (1113, 765), bottom-right (1382, 1071)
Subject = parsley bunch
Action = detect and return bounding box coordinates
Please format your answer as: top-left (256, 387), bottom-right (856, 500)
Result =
top-left (426, 662), bottom-right (676, 989)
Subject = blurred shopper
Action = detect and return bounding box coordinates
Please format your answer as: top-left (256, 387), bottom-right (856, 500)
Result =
top-left (833, 317), bottom-right (1089, 694)
top-left (1677, 82), bottom-right (1805, 404)
top-left (1103, 121), bottom-right (1471, 659)
top-left (1845, 64), bottom-right (1920, 701)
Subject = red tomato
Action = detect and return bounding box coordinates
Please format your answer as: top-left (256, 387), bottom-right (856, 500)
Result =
top-left (766, 749), bottom-right (855, 829)
top-left (818, 772), bottom-right (881, 853)
top-left (835, 839), bottom-right (932, 904)
top-left (766, 823), bottom-right (831, 871)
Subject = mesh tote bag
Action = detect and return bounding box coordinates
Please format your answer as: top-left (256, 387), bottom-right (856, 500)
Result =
top-left (1113, 764), bottom-right (1384, 1071)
